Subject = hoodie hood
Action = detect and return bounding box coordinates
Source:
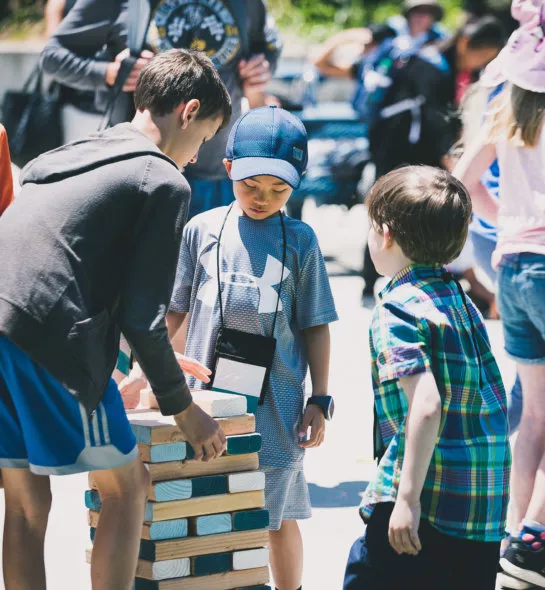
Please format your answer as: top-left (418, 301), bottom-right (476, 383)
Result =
top-left (21, 123), bottom-right (178, 186)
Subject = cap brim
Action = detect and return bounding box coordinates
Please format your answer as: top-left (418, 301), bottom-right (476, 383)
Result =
top-left (230, 157), bottom-right (302, 189)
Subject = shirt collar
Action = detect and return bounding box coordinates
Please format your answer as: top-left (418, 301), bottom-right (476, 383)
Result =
top-left (379, 263), bottom-right (445, 299)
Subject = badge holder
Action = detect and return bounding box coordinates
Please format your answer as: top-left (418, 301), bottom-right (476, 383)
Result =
top-left (211, 204), bottom-right (287, 413)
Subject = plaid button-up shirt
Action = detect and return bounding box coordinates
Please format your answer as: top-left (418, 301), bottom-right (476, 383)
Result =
top-left (360, 264), bottom-right (511, 542)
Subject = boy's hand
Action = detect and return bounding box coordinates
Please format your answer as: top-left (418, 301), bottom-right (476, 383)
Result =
top-left (388, 498), bottom-right (422, 556)
top-left (174, 402), bottom-right (227, 461)
top-left (118, 365), bottom-right (147, 410)
top-left (298, 404), bottom-right (326, 449)
top-left (175, 353), bottom-right (212, 384)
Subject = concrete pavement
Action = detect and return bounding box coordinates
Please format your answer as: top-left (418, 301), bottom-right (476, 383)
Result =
top-left (0, 202), bottom-right (516, 589)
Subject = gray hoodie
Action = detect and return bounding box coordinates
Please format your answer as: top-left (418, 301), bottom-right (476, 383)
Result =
top-left (0, 124), bottom-right (192, 416)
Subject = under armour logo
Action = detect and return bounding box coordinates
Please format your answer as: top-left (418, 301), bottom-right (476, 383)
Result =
top-left (197, 248), bottom-right (290, 314)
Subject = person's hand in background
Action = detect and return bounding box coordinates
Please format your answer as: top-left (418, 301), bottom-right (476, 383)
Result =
top-left (105, 48), bottom-right (155, 91)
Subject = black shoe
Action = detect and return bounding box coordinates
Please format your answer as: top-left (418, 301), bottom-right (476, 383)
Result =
top-left (501, 532), bottom-right (545, 588)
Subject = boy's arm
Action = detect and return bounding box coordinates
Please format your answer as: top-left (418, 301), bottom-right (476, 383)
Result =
top-left (299, 324), bottom-right (331, 449)
top-left (389, 371), bottom-right (442, 555)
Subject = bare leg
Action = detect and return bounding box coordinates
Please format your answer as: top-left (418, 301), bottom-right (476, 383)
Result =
top-left (511, 364), bottom-right (545, 527)
top-left (2, 468), bottom-right (52, 590)
top-left (90, 457), bottom-right (150, 590)
top-left (269, 520), bottom-right (303, 590)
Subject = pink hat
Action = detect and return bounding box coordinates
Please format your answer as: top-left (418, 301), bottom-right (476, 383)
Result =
top-left (481, 0), bottom-right (545, 91)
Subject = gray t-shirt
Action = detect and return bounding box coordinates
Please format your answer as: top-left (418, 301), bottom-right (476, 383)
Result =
top-left (170, 205), bottom-right (338, 469)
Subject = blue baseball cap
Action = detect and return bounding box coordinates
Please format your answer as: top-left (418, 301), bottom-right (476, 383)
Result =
top-left (226, 106), bottom-right (308, 189)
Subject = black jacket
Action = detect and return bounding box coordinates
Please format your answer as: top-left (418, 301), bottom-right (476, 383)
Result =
top-left (0, 124), bottom-right (192, 416)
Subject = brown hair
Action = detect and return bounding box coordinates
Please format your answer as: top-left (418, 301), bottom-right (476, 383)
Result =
top-left (367, 166), bottom-right (472, 265)
top-left (134, 49), bottom-right (231, 127)
top-left (487, 84), bottom-right (545, 148)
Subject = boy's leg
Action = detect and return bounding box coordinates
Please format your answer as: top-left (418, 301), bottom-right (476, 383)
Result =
top-left (448, 537), bottom-right (500, 590)
top-left (90, 457), bottom-right (150, 590)
top-left (2, 468), bottom-right (51, 590)
top-left (269, 520), bottom-right (303, 590)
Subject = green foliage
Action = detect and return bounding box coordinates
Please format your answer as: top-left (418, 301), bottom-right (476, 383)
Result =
top-left (269, 0), bottom-right (464, 42)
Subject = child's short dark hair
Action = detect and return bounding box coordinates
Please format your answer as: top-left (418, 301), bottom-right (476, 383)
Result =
top-left (134, 49), bottom-right (232, 127)
top-left (367, 166), bottom-right (472, 265)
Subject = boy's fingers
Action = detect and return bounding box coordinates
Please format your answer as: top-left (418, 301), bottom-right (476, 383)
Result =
top-left (410, 530), bottom-right (422, 552)
top-left (191, 445), bottom-right (204, 461)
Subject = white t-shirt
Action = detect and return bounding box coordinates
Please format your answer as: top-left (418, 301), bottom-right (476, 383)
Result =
top-left (494, 126), bottom-right (545, 266)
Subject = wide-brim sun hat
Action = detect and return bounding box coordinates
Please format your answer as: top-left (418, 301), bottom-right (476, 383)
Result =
top-left (402, 0), bottom-right (445, 22)
top-left (481, 0), bottom-right (545, 92)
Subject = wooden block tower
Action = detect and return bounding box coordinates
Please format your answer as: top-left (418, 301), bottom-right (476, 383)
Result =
top-left (85, 391), bottom-right (271, 590)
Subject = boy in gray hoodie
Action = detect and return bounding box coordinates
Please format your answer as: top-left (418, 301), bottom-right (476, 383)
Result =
top-left (0, 49), bottom-right (230, 590)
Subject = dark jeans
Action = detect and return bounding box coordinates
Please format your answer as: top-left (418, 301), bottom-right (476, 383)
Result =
top-left (343, 503), bottom-right (501, 590)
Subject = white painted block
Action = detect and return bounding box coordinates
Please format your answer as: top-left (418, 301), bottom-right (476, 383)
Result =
top-left (192, 390), bottom-right (247, 418)
top-left (151, 557), bottom-right (190, 580)
top-left (228, 471), bottom-right (266, 493)
top-left (232, 548), bottom-right (269, 571)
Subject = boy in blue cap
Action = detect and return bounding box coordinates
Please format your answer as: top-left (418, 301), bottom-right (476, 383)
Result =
top-left (167, 106), bottom-right (338, 589)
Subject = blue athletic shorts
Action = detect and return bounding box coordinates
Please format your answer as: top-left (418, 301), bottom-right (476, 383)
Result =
top-left (0, 336), bottom-right (138, 475)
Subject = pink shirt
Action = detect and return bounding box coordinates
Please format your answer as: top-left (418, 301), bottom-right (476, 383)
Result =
top-left (493, 128), bottom-right (545, 266)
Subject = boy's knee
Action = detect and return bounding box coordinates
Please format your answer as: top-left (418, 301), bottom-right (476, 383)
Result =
top-left (5, 478), bottom-right (52, 527)
top-left (97, 460), bottom-right (150, 506)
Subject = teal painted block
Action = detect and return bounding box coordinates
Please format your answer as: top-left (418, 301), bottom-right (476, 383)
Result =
top-left (239, 586), bottom-right (272, 590)
top-left (146, 519), bottom-right (188, 541)
top-left (131, 424), bottom-right (152, 444)
top-left (226, 433), bottom-right (262, 455)
top-left (90, 527), bottom-right (96, 542)
top-left (190, 513), bottom-right (232, 536)
top-left (152, 479), bottom-right (192, 502)
top-left (191, 475), bottom-right (228, 497)
top-left (148, 442), bottom-right (186, 463)
top-left (85, 489), bottom-right (101, 511)
top-left (232, 509), bottom-right (270, 532)
top-left (116, 350), bottom-right (131, 376)
top-left (191, 552), bottom-right (231, 576)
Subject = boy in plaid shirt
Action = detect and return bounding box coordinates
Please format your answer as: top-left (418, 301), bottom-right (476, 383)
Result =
top-left (344, 166), bottom-right (511, 590)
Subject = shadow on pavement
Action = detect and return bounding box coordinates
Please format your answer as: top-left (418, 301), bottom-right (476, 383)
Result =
top-left (308, 481), bottom-right (368, 508)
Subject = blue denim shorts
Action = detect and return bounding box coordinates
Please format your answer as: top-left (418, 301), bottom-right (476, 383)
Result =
top-left (497, 253), bottom-right (545, 364)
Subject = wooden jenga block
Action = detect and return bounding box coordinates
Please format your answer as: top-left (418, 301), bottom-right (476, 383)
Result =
top-left (144, 491), bottom-right (265, 522)
top-left (185, 433), bottom-right (262, 459)
top-left (87, 512), bottom-right (188, 541)
top-left (139, 529), bottom-right (269, 561)
top-left (238, 586), bottom-right (271, 590)
top-left (227, 471), bottom-right (266, 494)
top-left (130, 413), bottom-right (255, 445)
top-left (85, 490), bottom-right (101, 511)
top-left (136, 558), bottom-right (190, 581)
top-left (132, 567), bottom-right (269, 590)
top-left (232, 509), bottom-right (270, 532)
top-left (88, 453), bottom-right (259, 485)
top-left (138, 442), bottom-right (187, 463)
top-left (148, 475), bottom-right (229, 502)
top-left (189, 513), bottom-right (232, 536)
top-left (232, 548), bottom-right (269, 571)
top-left (191, 552), bottom-right (231, 576)
top-left (140, 390), bottom-right (246, 418)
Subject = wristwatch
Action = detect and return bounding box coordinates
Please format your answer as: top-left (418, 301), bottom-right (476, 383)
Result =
top-left (306, 395), bottom-right (335, 420)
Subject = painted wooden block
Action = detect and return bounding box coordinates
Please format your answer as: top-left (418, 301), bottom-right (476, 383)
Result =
top-left (138, 442), bottom-right (187, 463)
top-left (88, 453), bottom-right (259, 484)
top-left (189, 513), bottom-right (232, 536)
top-left (148, 475), bottom-right (227, 502)
top-left (136, 558), bottom-right (190, 581)
top-left (191, 552), bottom-right (231, 576)
top-left (148, 479), bottom-right (192, 502)
top-left (232, 509), bottom-right (270, 532)
top-left (139, 529), bottom-right (269, 561)
top-left (232, 548), bottom-right (269, 571)
top-left (238, 586), bottom-right (272, 590)
top-left (133, 567), bottom-right (269, 590)
top-left (144, 490), bottom-right (265, 522)
top-left (85, 490), bottom-right (101, 511)
top-left (228, 471), bottom-right (265, 494)
top-left (138, 389), bottom-right (246, 417)
top-left (186, 433), bottom-right (262, 460)
top-left (129, 412), bottom-right (255, 445)
top-left (88, 511), bottom-right (188, 541)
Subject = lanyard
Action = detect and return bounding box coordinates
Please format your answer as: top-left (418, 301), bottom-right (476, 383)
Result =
top-left (216, 204), bottom-right (287, 338)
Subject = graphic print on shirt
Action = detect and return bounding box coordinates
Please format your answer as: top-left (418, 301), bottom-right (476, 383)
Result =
top-left (147, 0), bottom-right (241, 69)
top-left (197, 247), bottom-right (290, 314)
